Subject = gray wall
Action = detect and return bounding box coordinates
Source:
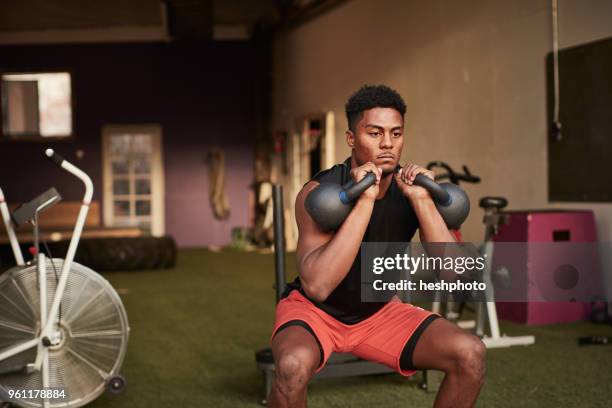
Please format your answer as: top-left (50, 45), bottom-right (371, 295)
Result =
top-left (272, 0), bottom-right (612, 242)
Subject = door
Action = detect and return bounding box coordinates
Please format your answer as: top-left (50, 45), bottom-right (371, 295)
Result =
top-left (286, 111), bottom-right (335, 250)
top-left (102, 125), bottom-right (165, 236)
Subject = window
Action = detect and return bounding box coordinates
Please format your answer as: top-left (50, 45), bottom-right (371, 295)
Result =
top-left (1, 72), bottom-right (73, 140)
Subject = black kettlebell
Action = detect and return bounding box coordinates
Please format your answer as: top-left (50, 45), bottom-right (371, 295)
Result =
top-left (305, 170), bottom-right (470, 231)
top-left (305, 172), bottom-right (377, 231)
top-left (412, 174), bottom-right (470, 230)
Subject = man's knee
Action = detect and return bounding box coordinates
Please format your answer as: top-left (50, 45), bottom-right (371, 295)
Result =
top-left (448, 335), bottom-right (486, 382)
top-left (274, 348), bottom-right (316, 394)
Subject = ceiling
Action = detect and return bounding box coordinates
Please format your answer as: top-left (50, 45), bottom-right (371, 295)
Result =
top-left (0, 0), bottom-right (345, 43)
top-left (0, 0), bottom-right (283, 30)
top-left (0, 0), bottom-right (162, 31)
top-left (0, 0), bottom-right (282, 41)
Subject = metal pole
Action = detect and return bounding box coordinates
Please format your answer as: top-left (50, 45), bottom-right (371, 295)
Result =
top-left (272, 184), bottom-right (286, 303)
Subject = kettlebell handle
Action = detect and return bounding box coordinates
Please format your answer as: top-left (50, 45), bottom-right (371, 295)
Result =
top-left (340, 172), bottom-right (377, 204)
top-left (339, 172), bottom-right (452, 206)
top-left (413, 174), bottom-right (452, 206)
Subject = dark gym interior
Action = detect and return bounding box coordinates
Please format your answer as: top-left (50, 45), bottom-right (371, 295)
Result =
top-left (0, 1), bottom-right (611, 407)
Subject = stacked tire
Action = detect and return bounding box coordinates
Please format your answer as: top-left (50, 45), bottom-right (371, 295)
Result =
top-left (0, 236), bottom-right (177, 273)
top-left (74, 236), bottom-right (177, 271)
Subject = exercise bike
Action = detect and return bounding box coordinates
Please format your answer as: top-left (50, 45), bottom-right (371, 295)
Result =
top-left (0, 149), bottom-right (129, 408)
top-left (426, 161), bottom-right (479, 319)
top-left (426, 161), bottom-right (534, 348)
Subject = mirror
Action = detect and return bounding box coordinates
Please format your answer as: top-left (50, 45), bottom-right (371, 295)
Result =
top-left (1, 72), bottom-right (73, 139)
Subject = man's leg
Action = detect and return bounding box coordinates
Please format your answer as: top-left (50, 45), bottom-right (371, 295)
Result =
top-left (268, 325), bottom-right (321, 408)
top-left (409, 318), bottom-right (486, 408)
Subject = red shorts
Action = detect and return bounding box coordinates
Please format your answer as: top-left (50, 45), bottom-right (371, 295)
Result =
top-left (271, 290), bottom-right (437, 376)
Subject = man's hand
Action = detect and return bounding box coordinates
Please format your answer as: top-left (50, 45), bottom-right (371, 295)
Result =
top-left (350, 162), bottom-right (382, 201)
top-left (395, 164), bottom-right (436, 202)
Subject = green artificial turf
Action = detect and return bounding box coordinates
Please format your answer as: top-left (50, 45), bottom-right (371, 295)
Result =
top-left (88, 249), bottom-right (612, 408)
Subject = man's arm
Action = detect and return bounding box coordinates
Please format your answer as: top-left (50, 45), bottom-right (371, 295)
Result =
top-left (395, 164), bottom-right (460, 281)
top-left (413, 197), bottom-right (456, 243)
top-left (295, 180), bottom-right (376, 303)
top-left (394, 164), bottom-right (456, 243)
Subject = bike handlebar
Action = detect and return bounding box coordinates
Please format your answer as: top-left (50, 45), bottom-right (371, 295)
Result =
top-left (426, 161), bottom-right (481, 185)
top-left (45, 149), bottom-right (93, 204)
top-left (41, 148), bottom-right (94, 341)
top-left (45, 149), bottom-right (65, 167)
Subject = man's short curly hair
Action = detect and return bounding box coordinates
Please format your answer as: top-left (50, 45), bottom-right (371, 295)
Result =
top-left (345, 85), bottom-right (406, 132)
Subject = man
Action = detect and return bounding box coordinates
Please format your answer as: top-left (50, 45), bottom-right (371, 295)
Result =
top-left (268, 85), bottom-right (485, 408)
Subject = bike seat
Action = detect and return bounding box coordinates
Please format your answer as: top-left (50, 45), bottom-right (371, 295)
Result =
top-left (479, 196), bottom-right (507, 210)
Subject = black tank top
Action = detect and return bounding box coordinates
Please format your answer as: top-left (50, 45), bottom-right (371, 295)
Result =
top-left (284, 157), bottom-right (420, 324)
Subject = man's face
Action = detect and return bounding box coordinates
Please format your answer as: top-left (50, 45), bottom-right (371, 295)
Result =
top-left (347, 107), bottom-right (404, 174)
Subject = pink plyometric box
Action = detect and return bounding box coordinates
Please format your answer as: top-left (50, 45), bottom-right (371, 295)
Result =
top-left (493, 210), bottom-right (597, 326)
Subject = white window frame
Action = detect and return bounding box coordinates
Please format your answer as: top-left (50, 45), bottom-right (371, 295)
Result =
top-left (101, 124), bottom-right (165, 236)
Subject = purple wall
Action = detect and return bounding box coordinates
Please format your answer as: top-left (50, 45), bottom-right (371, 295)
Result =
top-left (0, 41), bottom-right (266, 247)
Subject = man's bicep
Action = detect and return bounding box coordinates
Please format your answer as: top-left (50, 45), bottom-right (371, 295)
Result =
top-left (295, 182), bottom-right (333, 267)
